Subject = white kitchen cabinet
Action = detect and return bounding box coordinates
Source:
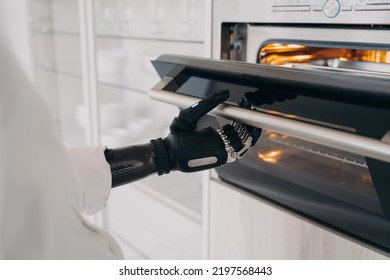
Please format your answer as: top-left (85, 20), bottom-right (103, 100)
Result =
top-left (29, 0), bottom-right (211, 259)
top-left (106, 173), bottom-right (202, 259)
top-left (207, 179), bottom-right (389, 260)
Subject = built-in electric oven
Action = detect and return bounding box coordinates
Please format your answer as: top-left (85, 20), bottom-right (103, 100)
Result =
top-left (149, 0), bottom-right (390, 255)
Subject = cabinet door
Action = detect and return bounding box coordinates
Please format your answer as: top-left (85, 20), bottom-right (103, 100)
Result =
top-left (208, 180), bottom-right (389, 259)
top-left (30, 0), bottom-right (87, 147)
top-left (106, 176), bottom-right (202, 259)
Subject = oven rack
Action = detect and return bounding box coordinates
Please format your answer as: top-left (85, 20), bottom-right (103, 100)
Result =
top-left (269, 137), bottom-right (368, 168)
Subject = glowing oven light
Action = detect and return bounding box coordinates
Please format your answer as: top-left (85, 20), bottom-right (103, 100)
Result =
top-left (257, 150), bottom-right (283, 164)
top-left (267, 132), bottom-right (289, 140)
top-left (269, 133), bottom-right (278, 139)
top-left (259, 43), bottom-right (390, 66)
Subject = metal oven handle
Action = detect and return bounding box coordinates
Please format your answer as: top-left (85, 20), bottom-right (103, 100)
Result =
top-left (149, 77), bottom-right (390, 164)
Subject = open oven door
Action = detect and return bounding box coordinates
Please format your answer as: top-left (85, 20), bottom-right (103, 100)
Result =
top-left (149, 54), bottom-right (390, 254)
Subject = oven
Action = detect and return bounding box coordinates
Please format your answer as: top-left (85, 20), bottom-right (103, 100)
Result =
top-left (149, 0), bottom-right (390, 254)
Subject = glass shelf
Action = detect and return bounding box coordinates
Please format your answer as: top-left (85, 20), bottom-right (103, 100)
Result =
top-left (97, 80), bottom-right (147, 94)
top-left (32, 28), bottom-right (203, 45)
top-left (32, 28), bottom-right (80, 37)
top-left (36, 64), bottom-right (82, 79)
top-left (36, 64), bottom-right (150, 94)
top-left (96, 33), bottom-right (204, 44)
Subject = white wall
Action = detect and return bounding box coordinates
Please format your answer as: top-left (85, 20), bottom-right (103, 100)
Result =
top-left (0, 0), bottom-right (34, 82)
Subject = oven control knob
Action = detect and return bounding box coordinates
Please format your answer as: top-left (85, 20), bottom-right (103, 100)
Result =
top-left (324, 0), bottom-right (341, 18)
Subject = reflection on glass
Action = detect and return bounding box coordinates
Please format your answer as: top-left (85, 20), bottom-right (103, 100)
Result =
top-left (257, 149), bottom-right (283, 164)
top-left (244, 130), bottom-right (382, 214)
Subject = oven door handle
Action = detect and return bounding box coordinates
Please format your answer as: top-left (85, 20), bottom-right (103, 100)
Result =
top-left (149, 77), bottom-right (390, 164)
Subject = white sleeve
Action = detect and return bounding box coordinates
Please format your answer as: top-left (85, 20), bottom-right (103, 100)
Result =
top-left (68, 146), bottom-right (112, 215)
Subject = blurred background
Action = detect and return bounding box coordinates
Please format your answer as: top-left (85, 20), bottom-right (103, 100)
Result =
top-left (1, 0), bottom-right (210, 259)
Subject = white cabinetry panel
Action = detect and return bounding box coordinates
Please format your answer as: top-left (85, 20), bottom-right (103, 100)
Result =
top-left (106, 175), bottom-right (202, 259)
top-left (208, 180), bottom-right (389, 259)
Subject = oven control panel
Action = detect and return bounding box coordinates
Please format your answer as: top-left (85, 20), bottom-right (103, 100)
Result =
top-left (272, 0), bottom-right (390, 18)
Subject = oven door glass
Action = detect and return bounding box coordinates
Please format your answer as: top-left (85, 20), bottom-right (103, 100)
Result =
top-left (248, 130), bottom-right (381, 214)
top-left (150, 54), bottom-right (390, 253)
top-left (216, 128), bottom-right (390, 254)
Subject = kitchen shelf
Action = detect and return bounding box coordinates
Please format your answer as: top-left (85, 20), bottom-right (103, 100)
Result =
top-left (96, 33), bottom-right (204, 44)
top-left (32, 28), bottom-right (80, 37)
top-left (36, 64), bottom-right (82, 79)
top-left (36, 64), bottom-right (150, 94)
top-left (32, 28), bottom-right (203, 45)
top-left (97, 80), bottom-right (147, 94)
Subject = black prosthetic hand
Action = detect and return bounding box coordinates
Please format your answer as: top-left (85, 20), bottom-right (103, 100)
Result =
top-left (151, 90), bottom-right (230, 173)
top-left (151, 89), bottom-right (262, 174)
top-left (105, 89), bottom-right (261, 188)
top-left (218, 96), bottom-right (262, 163)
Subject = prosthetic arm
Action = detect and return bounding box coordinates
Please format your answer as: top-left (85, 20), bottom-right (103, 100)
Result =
top-left (104, 89), bottom-right (262, 188)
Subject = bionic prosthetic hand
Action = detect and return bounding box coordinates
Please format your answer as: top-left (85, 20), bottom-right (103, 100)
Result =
top-left (104, 89), bottom-right (262, 188)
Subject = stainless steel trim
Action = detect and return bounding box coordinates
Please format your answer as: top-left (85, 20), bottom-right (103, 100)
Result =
top-left (149, 77), bottom-right (390, 164)
top-left (271, 5), bottom-right (311, 12)
top-left (188, 157), bottom-right (218, 167)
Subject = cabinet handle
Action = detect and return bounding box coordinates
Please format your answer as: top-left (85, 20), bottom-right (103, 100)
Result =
top-left (149, 77), bottom-right (390, 164)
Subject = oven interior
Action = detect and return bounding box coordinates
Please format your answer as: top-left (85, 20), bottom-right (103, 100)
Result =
top-left (258, 42), bottom-right (390, 74)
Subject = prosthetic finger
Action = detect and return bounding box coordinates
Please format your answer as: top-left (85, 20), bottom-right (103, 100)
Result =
top-left (169, 89), bottom-right (229, 133)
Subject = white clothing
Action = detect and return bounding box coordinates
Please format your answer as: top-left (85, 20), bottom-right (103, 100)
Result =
top-left (0, 39), bottom-right (123, 259)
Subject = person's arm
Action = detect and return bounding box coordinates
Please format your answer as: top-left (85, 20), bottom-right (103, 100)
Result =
top-left (104, 89), bottom-right (262, 188)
